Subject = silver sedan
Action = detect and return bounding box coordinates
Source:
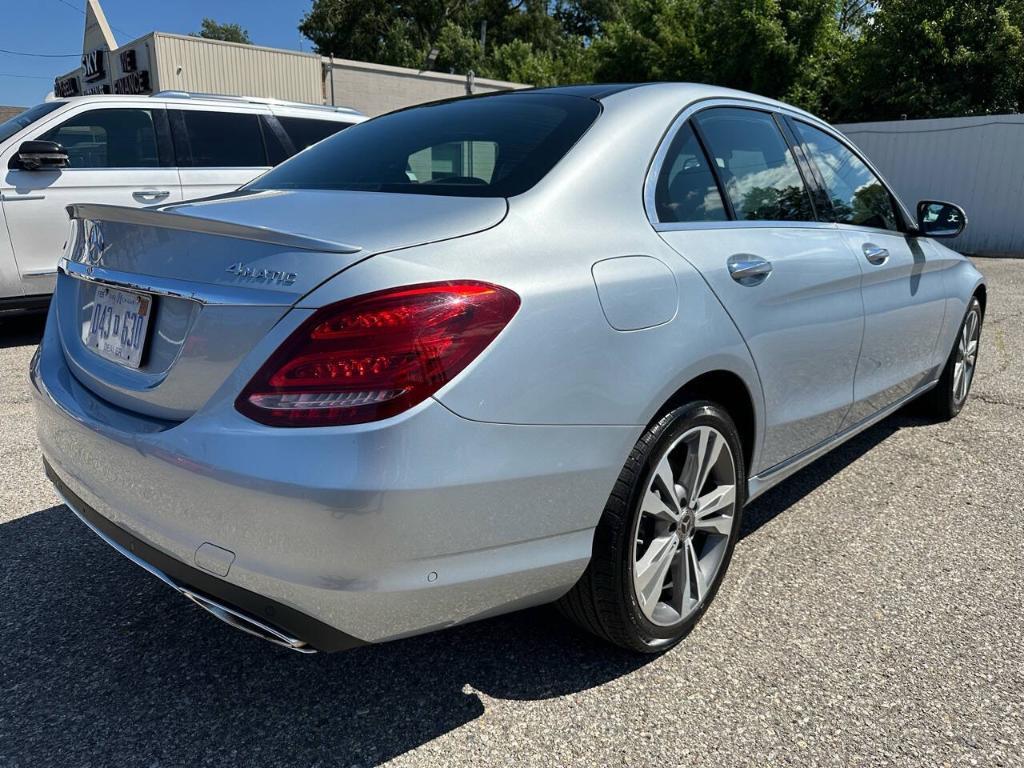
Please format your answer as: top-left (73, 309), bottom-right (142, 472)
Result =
top-left (32, 83), bottom-right (985, 653)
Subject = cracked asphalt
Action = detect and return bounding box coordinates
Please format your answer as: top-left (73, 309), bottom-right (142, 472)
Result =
top-left (1, 257), bottom-right (1021, 767)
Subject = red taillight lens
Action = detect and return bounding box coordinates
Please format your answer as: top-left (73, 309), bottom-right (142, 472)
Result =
top-left (236, 281), bottom-right (520, 426)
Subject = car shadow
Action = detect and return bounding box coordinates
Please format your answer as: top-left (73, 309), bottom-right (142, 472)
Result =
top-left (0, 411), bottom-right (929, 766)
top-left (0, 313), bottom-right (46, 349)
top-left (0, 504), bottom-right (648, 766)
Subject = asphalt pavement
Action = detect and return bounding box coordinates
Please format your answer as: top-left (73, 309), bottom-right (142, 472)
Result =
top-left (1, 257), bottom-right (1021, 767)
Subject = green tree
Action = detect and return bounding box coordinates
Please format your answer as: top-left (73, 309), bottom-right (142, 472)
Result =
top-left (192, 18), bottom-right (253, 44)
top-left (299, 0), bottom-right (593, 83)
top-left (838, 0), bottom-right (1024, 120)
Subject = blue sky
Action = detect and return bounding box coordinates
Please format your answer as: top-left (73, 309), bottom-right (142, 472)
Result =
top-left (0, 0), bottom-right (317, 106)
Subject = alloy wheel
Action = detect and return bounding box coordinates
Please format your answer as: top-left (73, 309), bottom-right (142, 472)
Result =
top-left (631, 425), bottom-right (737, 627)
top-left (953, 308), bottom-right (980, 405)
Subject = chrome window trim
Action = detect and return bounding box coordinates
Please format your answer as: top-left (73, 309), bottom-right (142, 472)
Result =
top-left (784, 115), bottom-right (917, 232)
top-left (643, 97), bottom-right (914, 231)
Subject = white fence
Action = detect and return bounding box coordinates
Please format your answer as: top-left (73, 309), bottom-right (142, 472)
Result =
top-left (837, 114), bottom-right (1024, 256)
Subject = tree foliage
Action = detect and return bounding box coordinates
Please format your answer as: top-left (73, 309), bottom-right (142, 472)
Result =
top-left (299, 0), bottom-right (1024, 121)
top-left (192, 18), bottom-right (253, 45)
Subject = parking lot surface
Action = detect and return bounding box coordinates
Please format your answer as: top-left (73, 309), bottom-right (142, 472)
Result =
top-left (1, 258), bottom-right (1021, 767)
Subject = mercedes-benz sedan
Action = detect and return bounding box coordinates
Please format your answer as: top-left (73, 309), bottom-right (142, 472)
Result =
top-left (33, 84), bottom-right (985, 653)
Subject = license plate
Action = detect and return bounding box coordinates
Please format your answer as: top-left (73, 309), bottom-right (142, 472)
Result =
top-left (82, 286), bottom-right (152, 369)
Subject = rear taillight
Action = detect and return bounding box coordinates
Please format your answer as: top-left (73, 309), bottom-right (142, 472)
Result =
top-left (236, 281), bottom-right (520, 427)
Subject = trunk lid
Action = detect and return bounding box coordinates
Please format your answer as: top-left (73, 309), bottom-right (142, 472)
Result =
top-left (57, 191), bottom-right (507, 421)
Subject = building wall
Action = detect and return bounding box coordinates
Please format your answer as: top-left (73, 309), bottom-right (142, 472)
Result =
top-left (152, 34), bottom-right (323, 104)
top-left (838, 115), bottom-right (1024, 256)
top-left (326, 58), bottom-right (524, 116)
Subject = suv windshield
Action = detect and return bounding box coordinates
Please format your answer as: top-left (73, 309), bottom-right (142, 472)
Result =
top-left (248, 93), bottom-right (601, 198)
top-left (0, 101), bottom-right (64, 144)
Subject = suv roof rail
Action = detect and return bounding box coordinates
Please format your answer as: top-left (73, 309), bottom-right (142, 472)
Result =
top-left (152, 91), bottom-right (363, 116)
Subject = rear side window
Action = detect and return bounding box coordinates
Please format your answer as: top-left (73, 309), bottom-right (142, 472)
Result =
top-left (249, 93), bottom-right (601, 198)
top-left (175, 110), bottom-right (266, 167)
top-left (654, 122), bottom-right (727, 223)
top-left (793, 121), bottom-right (900, 232)
top-left (694, 108), bottom-right (815, 222)
top-left (38, 108), bottom-right (160, 168)
top-left (278, 117), bottom-right (350, 153)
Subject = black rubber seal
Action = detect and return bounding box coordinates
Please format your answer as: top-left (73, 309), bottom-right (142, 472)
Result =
top-left (44, 459), bottom-right (367, 653)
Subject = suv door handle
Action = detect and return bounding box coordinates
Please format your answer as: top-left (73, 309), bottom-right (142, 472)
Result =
top-left (862, 243), bottom-right (889, 265)
top-left (727, 253), bottom-right (773, 285)
top-left (133, 190), bottom-right (170, 203)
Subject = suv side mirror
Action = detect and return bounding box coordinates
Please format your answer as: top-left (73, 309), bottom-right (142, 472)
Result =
top-left (916, 200), bottom-right (967, 238)
top-left (9, 140), bottom-right (69, 171)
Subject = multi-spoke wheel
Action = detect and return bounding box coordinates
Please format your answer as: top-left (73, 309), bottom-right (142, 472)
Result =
top-left (559, 401), bottom-right (746, 653)
top-left (953, 306), bottom-right (980, 406)
top-left (917, 296), bottom-right (983, 420)
top-left (632, 425), bottom-right (737, 627)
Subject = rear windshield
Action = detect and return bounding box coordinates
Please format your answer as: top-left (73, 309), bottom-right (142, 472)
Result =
top-left (247, 93), bottom-right (601, 198)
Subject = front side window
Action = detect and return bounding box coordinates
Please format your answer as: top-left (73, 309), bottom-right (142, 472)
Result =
top-left (38, 108), bottom-right (159, 168)
top-left (654, 122), bottom-right (727, 223)
top-left (249, 93), bottom-right (601, 198)
top-left (694, 108), bottom-right (815, 222)
top-left (176, 110), bottom-right (266, 167)
top-left (793, 121), bottom-right (899, 232)
top-left (0, 101), bottom-right (63, 144)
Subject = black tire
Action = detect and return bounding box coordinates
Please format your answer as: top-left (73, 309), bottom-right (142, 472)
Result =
top-left (915, 296), bottom-right (983, 421)
top-left (558, 400), bottom-right (747, 653)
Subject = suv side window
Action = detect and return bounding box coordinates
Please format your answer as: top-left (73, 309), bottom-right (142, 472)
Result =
top-left (694, 108), bottom-right (815, 222)
top-left (38, 108), bottom-right (161, 168)
top-left (174, 110), bottom-right (266, 167)
top-left (278, 117), bottom-right (350, 153)
top-left (793, 121), bottom-right (900, 232)
top-left (654, 122), bottom-right (727, 223)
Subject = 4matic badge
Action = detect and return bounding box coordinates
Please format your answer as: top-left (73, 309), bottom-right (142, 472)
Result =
top-left (225, 262), bottom-right (298, 286)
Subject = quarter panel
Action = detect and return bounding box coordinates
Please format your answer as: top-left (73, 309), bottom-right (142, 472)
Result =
top-left (299, 218), bottom-right (762, 438)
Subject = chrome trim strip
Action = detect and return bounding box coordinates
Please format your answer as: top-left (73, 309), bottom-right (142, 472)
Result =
top-left (58, 488), bottom-right (315, 653)
top-left (60, 258), bottom-right (296, 307)
top-left (654, 220), bottom-right (837, 233)
top-left (22, 268), bottom-right (58, 277)
top-left (747, 381), bottom-right (938, 502)
top-left (1, 193), bottom-right (46, 202)
top-left (66, 202), bottom-right (362, 254)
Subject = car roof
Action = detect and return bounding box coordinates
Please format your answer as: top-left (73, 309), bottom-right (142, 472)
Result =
top-left (481, 82), bottom-right (818, 122)
top-left (49, 92), bottom-right (364, 121)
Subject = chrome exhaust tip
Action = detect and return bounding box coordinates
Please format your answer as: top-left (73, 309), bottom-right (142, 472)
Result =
top-left (179, 588), bottom-right (315, 653)
top-left (61, 492), bottom-right (315, 654)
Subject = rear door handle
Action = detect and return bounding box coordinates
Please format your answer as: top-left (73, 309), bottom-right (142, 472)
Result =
top-left (727, 253), bottom-right (773, 285)
top-left (132, 190), bottom-right (170, 203)
top-left (862, 243), bottom-right (889, 265)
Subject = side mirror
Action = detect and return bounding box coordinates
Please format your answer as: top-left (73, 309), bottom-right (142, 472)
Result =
top-left (916, 200), bottom-right (967, 239)
top-left (9, 140), bottom-right (69, 171)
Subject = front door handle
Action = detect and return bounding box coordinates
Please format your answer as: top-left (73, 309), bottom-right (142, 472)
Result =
top-left (132, 190), bottom-right (170, 203)
top-left (862, 243), bottom-right (889, 265)
top-left (727, 253), bottom-right (773, 285)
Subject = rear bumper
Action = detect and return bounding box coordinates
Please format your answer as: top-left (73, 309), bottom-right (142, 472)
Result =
top-left (47, 461), bottom-right (359, 653)
top-left (31, 312), bottom-right (639, 645)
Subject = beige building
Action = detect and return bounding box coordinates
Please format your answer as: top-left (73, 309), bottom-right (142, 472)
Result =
top-left (54, 0), bottom-right (524, 116)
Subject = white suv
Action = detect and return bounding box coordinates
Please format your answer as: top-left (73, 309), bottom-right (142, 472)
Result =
top-left (0, 92), bottom-right (363, 313)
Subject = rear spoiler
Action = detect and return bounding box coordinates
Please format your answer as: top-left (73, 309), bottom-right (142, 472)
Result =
top-left (66, 203), bottom-right (362, 255)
